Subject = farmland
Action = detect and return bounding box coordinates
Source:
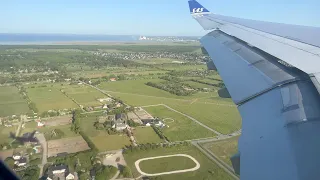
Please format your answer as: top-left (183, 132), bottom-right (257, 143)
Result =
top-left (25, 84), bottom-right (78, 113)
top-left (61, 84), bottom-right (106, 107)
top-left (203, 136), bottom-right (239, 166)
top-left (90, 135), bottom-right (131, 152)
top-left (47, 136), bottom-right (90, 157)
top-left (0, 86), bottom-right (29, 117)
top-left (133, 127), bottom-right (163, 144)
top-left (144, 105), bottom-right (216, 141)
top-left (124, 145), bottom-right (235, 180)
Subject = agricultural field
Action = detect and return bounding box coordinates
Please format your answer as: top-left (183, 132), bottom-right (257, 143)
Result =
top-left (138, 155), bottom-right (197, 174)
top-left (47, 136), bottom-right (90, 157)
top-left (203, 136), bottom-right (239, 166)
top-left (0, 86), bottom-right (29, 117)
top-left (79, 112), bottom-right (105, 137)
top-left (90, 135), bottom-right (131, 152)
top-left (25, 84), bottom-right (78, 113)
top-left (124, 145), bottom-right (234, 180)
top-left (0, 126), bottom-right (17, 144)
top-left (133, 127), bottom-right (163, 144)
top-left (144, 105), bottom-right (217, 141)
top-left (61, 84), bottom-right (106, 107)
top-left (21, 123), bottom-right (78, 140)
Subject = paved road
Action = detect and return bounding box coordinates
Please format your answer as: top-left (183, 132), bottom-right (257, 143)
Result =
top-left (135, 154), bottom-right (200, 177)
top-left (35, 133), bottom-right (47, 178)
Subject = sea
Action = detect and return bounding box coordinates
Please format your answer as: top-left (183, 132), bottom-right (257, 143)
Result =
top-left (0, 33), bottom-right (139, 44)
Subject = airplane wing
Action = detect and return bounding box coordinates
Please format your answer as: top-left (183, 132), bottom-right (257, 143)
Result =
top-left (188, 1), bottom-right (320, 180)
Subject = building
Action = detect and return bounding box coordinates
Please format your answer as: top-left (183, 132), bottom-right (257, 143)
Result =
top-left (12, 154), bottom-right (21, 160)
top-left (47, 165), bottom-right (70, 180)
top-left (113, 114), bottom-right (127, 131)
top-left (14, 157), bottom-right (27, 167)
top-left (110, 78), bottom-right (117, 82)
top-left (66, 173), bottom-right (75, 180)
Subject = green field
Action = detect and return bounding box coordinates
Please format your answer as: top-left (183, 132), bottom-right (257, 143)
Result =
top-left (98, 79), bottom-right (240, 134)
top-left (79, 112), bottom-right (104, 137)
top-left (204, 136), bottom-right (239, 166)
top-left (0, 86), bottom-right (29, 117)
top-left (90, 135), bottom-right (131, 151)
top-left (21, 122), bottom-right (78, 140)
top-left (139, 156), bottom-right (196, 174)
top-left (144, 105), bottom-right (216, 141)
top-left (25, 84), bottom-right (78, 113)
top-left (61, 84), bottom-right (106, 107)
top-left (0, 126), bottom-right (17, 144)
top-left (185, 81), bottom-right (216, 89)
top-left (124, 145), bottom-right (234, 180)
top-left (133, 127), bottom-right (163, 144)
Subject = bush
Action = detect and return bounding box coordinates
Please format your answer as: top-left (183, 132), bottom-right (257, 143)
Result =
top-left (120, 166), bottom-right (132, 178)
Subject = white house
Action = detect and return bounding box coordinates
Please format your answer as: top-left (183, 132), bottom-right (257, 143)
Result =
top-left (14, 158), bottom-right (27, 167)
top-left (66, 173), bottom-right (75, 180)
top-left (13, 154), bottom-right (21, 160)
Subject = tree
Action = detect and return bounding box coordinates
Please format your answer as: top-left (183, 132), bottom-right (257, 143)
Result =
top-left (121, 166), bottom-right (132, 178)
top-left (4, 157), bottom-right (14, 169)
top-left (95, 165), bottom-right (118, 180)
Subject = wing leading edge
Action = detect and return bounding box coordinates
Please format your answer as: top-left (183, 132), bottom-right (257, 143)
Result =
top-left (189, 1), bottom-right (320, 180)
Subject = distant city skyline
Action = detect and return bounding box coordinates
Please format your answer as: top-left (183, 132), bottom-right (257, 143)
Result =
top-left (1, 0), bottom-right (320, 36)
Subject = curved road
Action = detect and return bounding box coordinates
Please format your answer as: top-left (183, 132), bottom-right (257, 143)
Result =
top-left (135, 154), bottom-right (200, 177)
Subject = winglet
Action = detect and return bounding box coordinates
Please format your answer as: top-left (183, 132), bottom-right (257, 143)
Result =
top-left (188, 0), bottom-right (210, 14)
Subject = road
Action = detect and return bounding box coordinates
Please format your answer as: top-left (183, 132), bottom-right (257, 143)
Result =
top-left (141, 104), bottom-right (223, 136)
top-left (83, 82), bottom-right (241, 179)
top-left (35, 133), bottom-right (47, 178)
top-left (135, 154), bottom-right (200, 177)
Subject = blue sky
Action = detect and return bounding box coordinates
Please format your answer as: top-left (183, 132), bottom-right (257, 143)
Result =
top-left (1, 0), bottom-right (319, 36)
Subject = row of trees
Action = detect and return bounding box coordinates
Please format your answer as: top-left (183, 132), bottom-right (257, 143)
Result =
top-left (123, 141), bottom-right (191, 154)
top-left (151, 125), bottom-right (170, 142)
top-left (191, 79), bottom-right (225, 88)
top-left (146, 81), bottom-right (195, 96)
top-left (70, 109), bottom-right (82, 134)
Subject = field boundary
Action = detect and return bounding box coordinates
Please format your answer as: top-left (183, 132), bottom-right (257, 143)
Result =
top-left (135, 154), bottom-right (200, 176)
top-left (142, 104), bottom-right (223, 136)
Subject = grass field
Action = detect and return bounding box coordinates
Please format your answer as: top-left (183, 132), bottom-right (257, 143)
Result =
top-left (133, 127), bottom-right (163, 144)
top-left (0, 86), bottom-right (29, 117)
top-left (203, 136), bottom-right (239, 166)
top-left (61, 84), bottom-right (106, 107)
top-left (98, 79), bottom-right (240, 134)
top-left (138, 156), bottom-right (196, 174)
top-left (124, 145), bottom-right (234, 180)
top-left (25, 84), bottom-right (78, 113)
top-left (144, 105), bottom-right (216, 141)
top-left (21, 122), bottom-right (77, 140)
top-left (0, 126), bottom-right (17, 144)
top-left (90, 135), bottom-right (131, 151)
top-left (79, 112), bottom-right (104, 137)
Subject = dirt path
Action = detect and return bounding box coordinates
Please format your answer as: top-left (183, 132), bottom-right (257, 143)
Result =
top-left (134, 154), bottom-right (200, 176)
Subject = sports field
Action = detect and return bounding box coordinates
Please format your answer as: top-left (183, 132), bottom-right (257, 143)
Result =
top-left (0, 86), bottom-right (29, 117)
top-left (138, 155), bottom-right (197, 174)
top-left (124, 145), bottom-right (234, 180)
top-left (25, 84), bottom-right (78, 113)
top-left (133, 127), bottom-right (163, 144)
top-left (203, 136), bottom-right (239, 166)
top-left (144, 105), bottom-right (216, 141)
top-left (61, 84), bottom-right (106, 107)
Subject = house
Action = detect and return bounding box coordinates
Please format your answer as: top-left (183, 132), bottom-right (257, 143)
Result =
top-left (102, 104), bottom-right (108, 109)
top-left (14, 157), bottom-right (27, 167)
top-left (115, 113), bottom-right (127, 121)
top-left (154, 120), bottom-right (165, 128)
top-left (37, 120), bottom-right (45, 127)
top-left (47, 165), bottom-right (69, 180)
top-left (115, 103), bottom-right (122, 108)
top-left (13, 154), bottom-right (21, 160)
top-left (110, 78), bottom-right (117, 82)
top-left (142, 119), bottom-right (154, 127)
top-left (115, 123), bottom-right (127, 131)
top-left (98, 97), bottom-right (113, 103)
top-left (66, 173), bottom-right (75, 180)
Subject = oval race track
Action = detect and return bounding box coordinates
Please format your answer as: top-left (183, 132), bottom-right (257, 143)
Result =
top-left (134, 154), bottom-right (201, 176)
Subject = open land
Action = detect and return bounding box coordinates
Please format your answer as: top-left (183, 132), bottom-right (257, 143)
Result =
top-left (0, 86), bottom-right (29, 117)
top-left (133, 127), bottom-right (163, 144)
top-left (203, 136), bottom-right (239, 166)
top-left (47, 136), bottom-right (90, 157)
top-left (124, 145), bottom-right (235, 180)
